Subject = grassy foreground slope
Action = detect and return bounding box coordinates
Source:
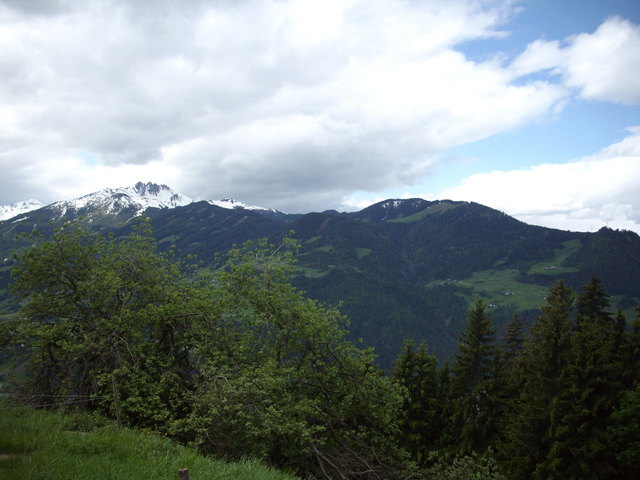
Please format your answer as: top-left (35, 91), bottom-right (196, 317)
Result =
top-left (0, 402), bottom-right (298, 480)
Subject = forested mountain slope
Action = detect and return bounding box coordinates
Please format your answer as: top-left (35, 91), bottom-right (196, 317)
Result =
top-left (1, 190), bottom-right (639, 367)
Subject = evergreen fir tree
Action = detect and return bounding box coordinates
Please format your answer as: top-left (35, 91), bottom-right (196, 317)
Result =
top-left (392, 340), bottom-right (442, 464)
top-left (488, 315), bottom-right (528, 454)
top-left (536, 276), bottom-right (621, 479)
top-left (613, 309), bottom-right (627, 350)
top-left (501, 280), bottom-right (575, 478)
top-left (577, 273), bottom-right (613, 327)
top-left (452, 300), bottom-right (496, 396)
top-left (502, 314), bottom-right (526, 363)
top-left (436, 361), bottom-right (454, 448)
top-left (450, 300), bottom-right (497, 455)
top-left (609, 383), bottom-right (640, 478)
top-left (627, 309), bottom-right (640, 387)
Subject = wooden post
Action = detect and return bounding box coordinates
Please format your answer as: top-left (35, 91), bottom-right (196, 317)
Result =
top-left (177, 468), bottom-right (190, 480)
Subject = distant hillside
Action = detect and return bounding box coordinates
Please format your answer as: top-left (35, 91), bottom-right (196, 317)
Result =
top-left (285, 199), bottom-right (640, 365)
top-left (2, 185), bottom-right (639, 368)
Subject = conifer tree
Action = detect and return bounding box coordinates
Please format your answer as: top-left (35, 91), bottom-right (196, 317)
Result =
top-left (498, 314), bottom-right (527, 404)
top-left (501, 314), bottom-right (526, 363)
top-left (436, 361), bottom-right (453, 448)
top-left (576, 273), bottom-right (613, 327)
top-left (625, 309), bottom-right (640, 387)
top-left (501, 280), bottom-right (575, 478)
top-left (450, 300), bottom-right (497, 455)
top-left (487, 315), bottom-right (528, 453)
top-left (452, 300), bottom-right (496, 396)
top-left (609, 382), bottom-right (640, 478)
top-left (537, 276), bottom-right (622, 479)
top-left (393, 340), bottom-right (442, 464)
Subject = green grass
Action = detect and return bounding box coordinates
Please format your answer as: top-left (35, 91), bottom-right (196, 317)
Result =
top-left (294, 265), bottom-right (329, 278)
top-left (527, 239), bottom-right (581, 276)
top-left (0, 402), bottom-right (298, 480)
top-left (158, 234), bottom-right (181, 244)
top-left (355, 247), bottom-right (372, 259)
top-left (387, 201), bottom-right (461, 223)
top-left (428, 269), bottom-right (548, 311)
top-left (424, 239), bottom-right (585, 311)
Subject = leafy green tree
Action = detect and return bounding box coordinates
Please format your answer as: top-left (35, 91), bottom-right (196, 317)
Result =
top-left (425, 449), bottom-right (505, 480)
top-left (8, 220), bottom-right (200, 427)
top-left (9, 226), bottom-right (414, 478)
top-left (175, 237), bottom-right (412, 479)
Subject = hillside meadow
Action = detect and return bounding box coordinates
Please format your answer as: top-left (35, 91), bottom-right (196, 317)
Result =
top-left (0, 400), bottom-right (298, 480)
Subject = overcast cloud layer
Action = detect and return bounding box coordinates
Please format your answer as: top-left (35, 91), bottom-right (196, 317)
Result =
top-left (0, 0), bottom-right (639, 232)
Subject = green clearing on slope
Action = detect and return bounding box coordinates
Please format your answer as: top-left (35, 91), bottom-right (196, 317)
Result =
top-left (425, 241), bottom-right (585, 312)
top-left (294, 265), bottom-right (329, 278)
top-left (0, 402), bottom-right (298, 480)
top-left (387, 201), bottom-right (461, 223)
top-left (527, 239), bottom-right (581, 275)
top-left (423, 239), bottom-right (639, 321)
top-left (428, 269), bottom-right (548, 311)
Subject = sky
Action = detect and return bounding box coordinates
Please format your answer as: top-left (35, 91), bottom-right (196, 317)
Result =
top-left (0, 0), bottom-right (639, 233)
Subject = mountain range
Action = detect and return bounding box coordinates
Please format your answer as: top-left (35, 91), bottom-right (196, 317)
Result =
top-left (2, 182), bottom-right (639, 367)
top-left (0, 199), bottom-right (45, 221)
top-left (0, 182), bottom-right (279, 221)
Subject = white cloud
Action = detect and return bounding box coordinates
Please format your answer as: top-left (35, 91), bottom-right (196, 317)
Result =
top-left (509, 39), bottom-right (566, 76)
top-left (511, 16), bottom-right (640, 105)
top-left (1, 0), bottom-right (637, 220)
top-left (0, 0), bottom-right (568, 210)
top-left (424, 127), bottom-right (640, 233)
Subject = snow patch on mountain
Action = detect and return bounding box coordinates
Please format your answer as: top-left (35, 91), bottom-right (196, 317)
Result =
top-left (2, 182), bottom-right (280, 222)
top-left (380, 198), bottom-right (430, 210)
top-left (208, 198), bottom-right (276, 212)
top-left (380, 200), bottom-right (405, 209)
top-left (0, 199), bottom-right (44, 221)
top-left (48, 182), bottom-right (193, 218)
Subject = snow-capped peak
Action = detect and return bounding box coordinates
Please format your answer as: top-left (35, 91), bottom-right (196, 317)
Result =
top-left (2, 183), bottom-right (279, 222)
top-left (0, 199), bottom-right (44, 221)
top-left (49, 182), bottom-right (193, 218)
top-left (207, 197), bottom-right (276, 212)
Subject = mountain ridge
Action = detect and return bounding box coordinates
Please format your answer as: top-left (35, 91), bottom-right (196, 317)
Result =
top-left (0, 199), bottom-right (44, 221)
top-left (0, 182), bottom-right (280, 223)
top-left (1, 182), bottom-right (639, 367)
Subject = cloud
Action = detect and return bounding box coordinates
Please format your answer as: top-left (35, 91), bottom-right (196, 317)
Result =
top-left (511, 16), bottom-right (640, 105)
top-left (0, 0), bottom-right (69, 16)
top-left (0, 0), bottom-right (572, 210)
top-left (425, 127), bottom-right (640, 233)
